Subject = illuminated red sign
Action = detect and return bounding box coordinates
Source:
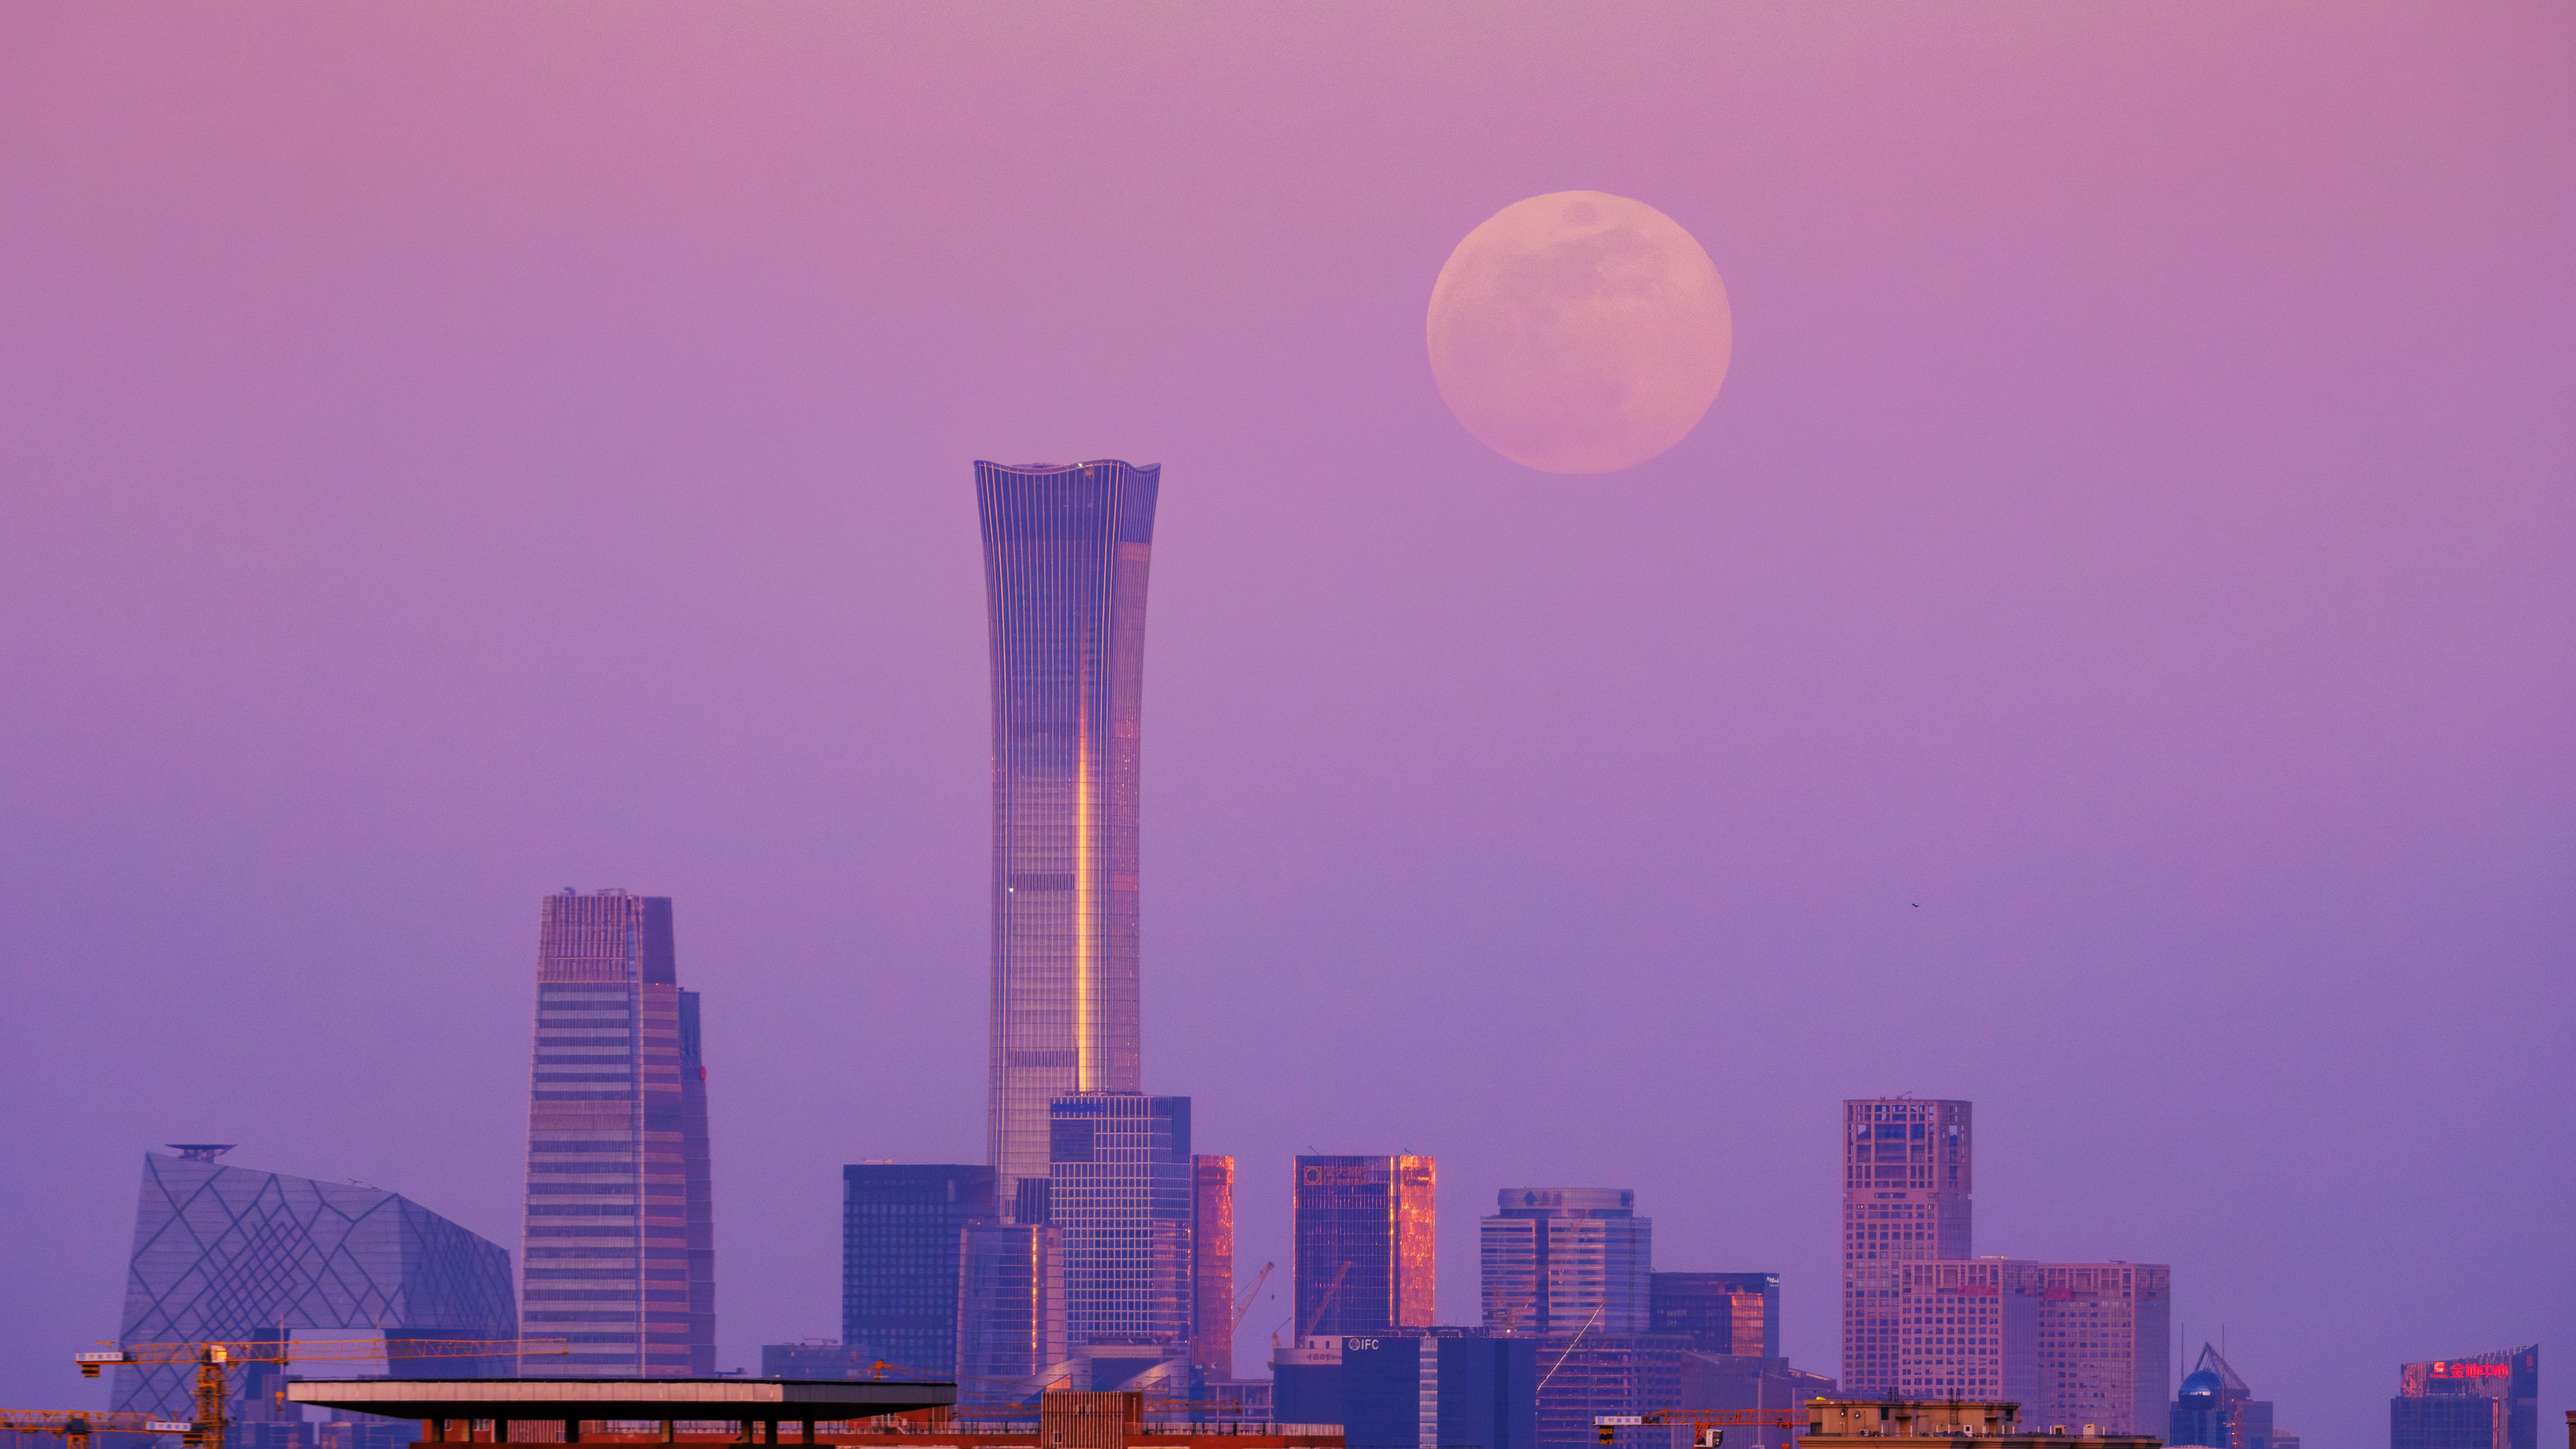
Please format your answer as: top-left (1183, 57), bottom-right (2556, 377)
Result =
top-left (2431, 1364), bottom-right (2509, 1379)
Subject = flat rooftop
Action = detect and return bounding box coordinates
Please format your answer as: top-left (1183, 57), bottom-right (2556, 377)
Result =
top-left (284, 1379), bottom-right (954, 1423)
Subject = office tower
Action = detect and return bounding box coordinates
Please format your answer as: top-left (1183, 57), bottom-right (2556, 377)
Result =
top-left (1649, 1273), bottom-right (1779, 1357)
top-left (520, 889), bottom-right (716, 1376)
top-left (2170, 1345), bottom-right (2275, 1449)
top-left (1294, 1156), bottom-right (1437, 1341)
top-left (1273, 1338), bottom-right (1347, 1427)
top-left (2391, 1347), bottom-right (2538, 1449)
top-left (840, 1164), bottom-right (998, 1374)
top-left (1343, 1330), bottom-right (1540, 1449)
top-left (957, 1222), bottom-right (1069, 1407)
top-left (1481, 1189), bottom-right (1652, 1335)
top-left (1840, 1099), bottom-right (1972, 1397)
top-left (1529, 1334), bottom-right (1689, 1449)
top-left (1890, 1258), bottom-right (2038, 1403)
top-left (2031, 1263), bottom-right (2171, 1435)
top-left (1192, 1156), bottom-right (1236, 1375)
top-left (1047, 1092), bottom-right (1194, 1360)
top-left (978, 460), bottom-right (1161, 1216)
top-left (111, 1148), bottom-right (514, 1427)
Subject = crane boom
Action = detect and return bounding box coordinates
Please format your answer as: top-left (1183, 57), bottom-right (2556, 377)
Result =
top-left (1229, 1262), bottom-right (1274, 1335)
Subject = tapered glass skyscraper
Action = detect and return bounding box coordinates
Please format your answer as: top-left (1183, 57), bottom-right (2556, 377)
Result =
top-left (978, 460), bottom-right (1160, 1214)
top-left (519, 889), bottom-right (715, 1375)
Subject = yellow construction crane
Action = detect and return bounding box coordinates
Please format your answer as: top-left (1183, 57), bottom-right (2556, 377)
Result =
top-left (1, 1411), bottom-right (192, 1449)
top-left (75, 1339), bottom-right (568, 1449)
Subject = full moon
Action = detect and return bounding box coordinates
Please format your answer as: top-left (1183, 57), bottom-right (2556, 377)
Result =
top-left (1427, 191), bottom-right (1732, 475)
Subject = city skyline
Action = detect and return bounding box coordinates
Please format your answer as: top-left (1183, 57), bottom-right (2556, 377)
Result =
top-left (4, 9), bottom-right (2564, 1447)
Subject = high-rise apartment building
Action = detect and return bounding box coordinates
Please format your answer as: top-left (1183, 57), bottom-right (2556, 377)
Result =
top-left (978, 460), bottom-right (1161, 1217)
top-left (111, 1148), bottom-right (515, 1430)
top-left (840, 1164), bottom-right (997, 1375)
top-left (1048, 1092), bottom-right (1194, 1356)
top-left (2390, 1346), bottom-right (2538, 1449)
top-left (1840, 1099), bottom-right (1971, 1396)
top-left (1649, 1273), bottom-right (1779, 1357)
top-left (956, 1222), bottom-right (1068, 1407)
top-left (1295, 1156), bottom-right (1437, 1341)
top-left (2031, 1263), bottom-right (2170, 1435)
top-left (1481, 1189), bottom-right (1651, 1336)
top-left (519, 889), bottom-right (715, 1376)
top-left (1891, 1258), bottom-right (2038, 1403)
top-left (1193, 1156), bottom-right (1236, 1375)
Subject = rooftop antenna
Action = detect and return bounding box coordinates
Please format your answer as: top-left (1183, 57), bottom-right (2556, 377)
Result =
top-left (168, 1144), bottom-right (235, 1163)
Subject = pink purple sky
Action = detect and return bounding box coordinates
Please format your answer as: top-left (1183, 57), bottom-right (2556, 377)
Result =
top-left (2, 5), bottom-right (2570, 1443)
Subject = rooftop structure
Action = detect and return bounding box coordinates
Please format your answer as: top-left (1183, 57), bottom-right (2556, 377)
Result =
top-left (1802, 1398), bottom-right (2153, 1449)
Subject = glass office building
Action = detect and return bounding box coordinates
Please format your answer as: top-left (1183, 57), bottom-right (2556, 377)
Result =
top-left (1048, 1092), bottom-right (1193, 1355)
top-left (2391, 1346), bottom-right (2538, 1449)
top-left (1294, 1156), bottom-right (1436, 1341)
top-left (956, 1222), bottom-right (1068, 1406)
top-left (1841, 1099), bottom-right (1973, 1397)
top-left (2170, 1345), bottom-right (2276, 1449)
top-left (840, 1164), bottom-right (997, 1375)
top-left (519, 889), bottom-right (716, 1376)
top-left (112, 1148), bottom-right (514, 1423)
top-left (1342, 1330), bottom-right (1539, 1449)
top-left (1481, 1189), bottom-right (1651, 1336)
top-left (1649, 1272), bottom-right (1778, 1357)
top-left (1192, 1156), bottom-right (1236, 1376)
top-left (977, 461), bottom-right (1161, 1216)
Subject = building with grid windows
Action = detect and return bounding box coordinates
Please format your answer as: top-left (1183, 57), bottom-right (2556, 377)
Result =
top-left (1047, 1092), bottom-right (1194, 1359)
top-left (840, 1164), bottom-right (997, 1375)
top-left (2031, 1263), bottom-right (2169, 1435)
top-left (518, 889), bottom-right (715, 1376)
top-left (2390, 1346), bottom-right (2537, 1449)
top-left (956, 1222), bottom-right (1069, 1406)
top-left (1294, 1156), bottom-right (1436, 1342)
top-left (1841, 1099), bottom-right (1972, 1397)
top-left (1481, 1189), bottom-right (1651, 1337)
top-left (1649, 1272), bottom-right (1778, 1357)
top-left (109, 1147), bottom-right (514, 1431)
top-left (978, 460), bottom-right (1160, 1218)
top-left (1890, 1257), bottom-right (2039, 1403)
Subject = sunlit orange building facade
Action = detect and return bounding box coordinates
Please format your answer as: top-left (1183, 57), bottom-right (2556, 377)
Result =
top-left (1293, 1155), bottom-right (1436, 1340)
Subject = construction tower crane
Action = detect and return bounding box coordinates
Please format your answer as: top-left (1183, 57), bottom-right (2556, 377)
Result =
top-left (1230, 1262), bottom-right (1275, 1337)
top-left (2, 1411), bottom-right (190, 1449)
top-left (76, 1339), bottom-right (568, 1449)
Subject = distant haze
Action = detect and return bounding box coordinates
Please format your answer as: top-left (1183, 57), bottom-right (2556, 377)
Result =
top-left (0, 8), bottom-right (2568, 1449)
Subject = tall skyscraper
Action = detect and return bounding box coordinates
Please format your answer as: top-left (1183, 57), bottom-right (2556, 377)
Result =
top-left (520, 889), bottom-right (715, 1376)
top-left (1481, 1189), bottom-right (1651, 1336)
top-left (1048, 1092), bottom-right (1194, 1360)
top-left (2390, 1347), bottom-right (2538, 1449)
top-left (956, 1222), bottom-right (1069, 1406)
top-left (978, 460), bottom-right (1161, 1216)
top-left (1649, 1272), bottom-right (1779, 1357)
top-left (840, 1164), bottom-right (998, 1374)
top-left (1192, 1155), bottom-right (1236, 1375)
top-left (1294, 1156), bottom-right (1437, 1341)
top-left (2032, 1263), bottom-right (2170, 1435)
top-left (1840, 1098), bottom-right (1972, 1396)
top-left (112, 1149), bottom-right (514, 1429)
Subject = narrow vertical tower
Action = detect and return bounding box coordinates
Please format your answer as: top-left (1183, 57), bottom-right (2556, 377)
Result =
top-left (521, 889), bottom-right (717, 1375)
top-left (1840, 1098), bottom-right (1970, 1397)
top-left (977, 460), bottom-right (1160, 1213)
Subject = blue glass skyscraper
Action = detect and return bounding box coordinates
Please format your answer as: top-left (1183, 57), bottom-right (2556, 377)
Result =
top-left (977, 461), bottom-right (1160, 1217)
top-left (840, 1164), bottom-right (996, 1375)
